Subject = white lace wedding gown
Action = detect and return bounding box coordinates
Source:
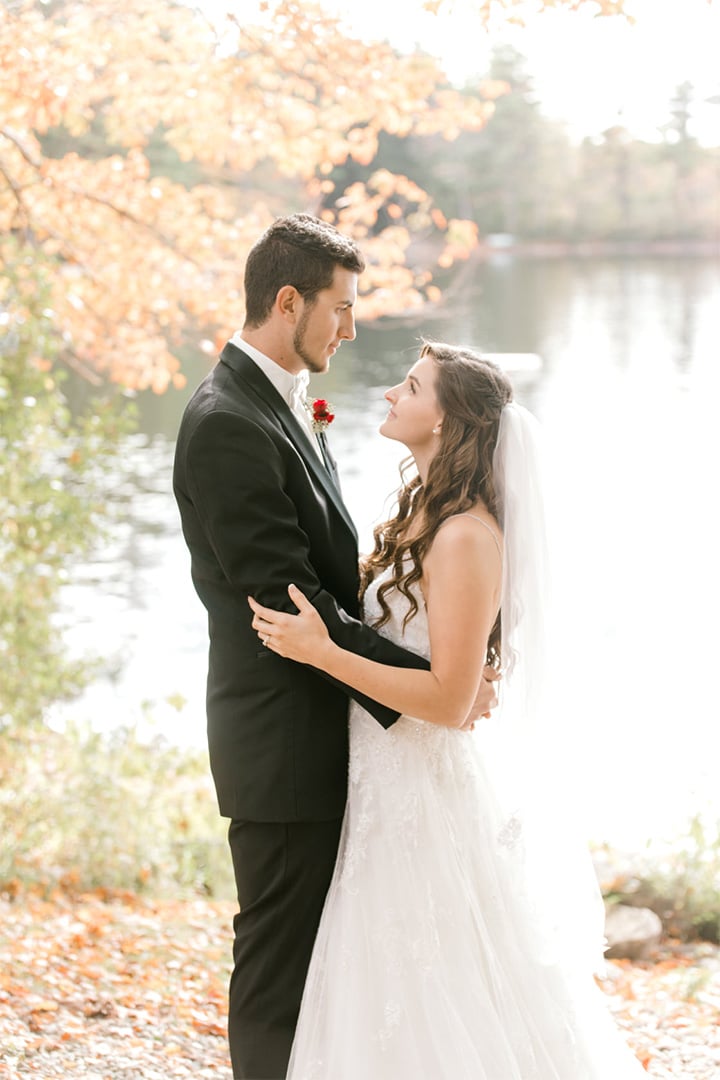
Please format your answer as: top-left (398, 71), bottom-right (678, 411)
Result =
top-left (287, 569), bottom-right (647, 1080)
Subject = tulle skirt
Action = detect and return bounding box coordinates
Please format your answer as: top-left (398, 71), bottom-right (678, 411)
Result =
top-left (287, 707), bottom-right (647, 1080)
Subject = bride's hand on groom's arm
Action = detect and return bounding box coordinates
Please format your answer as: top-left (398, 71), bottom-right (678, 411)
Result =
top-left (248, 585), bottom-right (334, 666)
top-left (459, 666), bottom-right (501, 732)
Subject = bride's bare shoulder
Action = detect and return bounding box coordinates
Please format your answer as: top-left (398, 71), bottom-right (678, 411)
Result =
top-left (432, 508), bottom-right (502, 552)
top-left (424, 511), bottom-right (502, 588)
top-left (422, 515), bottom-right (502, 613)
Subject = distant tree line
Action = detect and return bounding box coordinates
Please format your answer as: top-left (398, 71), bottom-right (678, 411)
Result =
top-left (330, 47), bottom-right (719, 245)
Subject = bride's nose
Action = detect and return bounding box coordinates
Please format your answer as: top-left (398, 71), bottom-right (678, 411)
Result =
top-left (385, 385), bottom-right (398, 403)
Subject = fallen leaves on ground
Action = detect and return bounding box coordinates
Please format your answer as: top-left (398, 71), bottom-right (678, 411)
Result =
top-left (0, 893), bottom-right (719, 1078)
top-left (0, 892), bottom-right (233, 1078)
top-left (598, 939), bottom-right (720, 1078)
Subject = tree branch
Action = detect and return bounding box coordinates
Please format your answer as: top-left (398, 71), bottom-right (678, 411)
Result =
top-left (0, 127), bottom-right (42, 169)
top-left (0, 146), bottom-right (32, 233)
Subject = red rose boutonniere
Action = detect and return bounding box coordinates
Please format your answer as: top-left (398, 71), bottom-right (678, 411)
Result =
top-left (309, 398), bottom-right (335, 434)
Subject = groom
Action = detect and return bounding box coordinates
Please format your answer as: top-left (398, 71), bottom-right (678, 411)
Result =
top-left (173, 214), bottom-right (496, 1079)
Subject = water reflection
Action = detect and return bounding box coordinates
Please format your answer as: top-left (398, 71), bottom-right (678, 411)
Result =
top-left (57, 256), bottom-right (720, 849)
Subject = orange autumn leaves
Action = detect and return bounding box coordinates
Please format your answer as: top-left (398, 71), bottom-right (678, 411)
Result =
top-left (0, 0), bottom-right (491, 391)
top-left (0, 0), bottom-right (629, 392)
top-left (424, 0), bottom-right (629, 19)
top-left (0, 892), bottom-right (234, 1074)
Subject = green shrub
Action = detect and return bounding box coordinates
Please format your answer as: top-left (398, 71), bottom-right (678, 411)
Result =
top-left (0, 242), bottom-right (133, 729)
top-left (0, 720), bottom-right (235, 900)
top-left (596, 816), bottom-right (720, 944)
top-left (634, 816), bottom-right (720, 943)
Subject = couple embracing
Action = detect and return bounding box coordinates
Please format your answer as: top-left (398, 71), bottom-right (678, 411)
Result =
top-left (173, 214), bottom-right (646, 1079)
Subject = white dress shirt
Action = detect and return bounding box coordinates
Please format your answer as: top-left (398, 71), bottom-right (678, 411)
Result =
top-left (229, 333), bottom-right (322, 459)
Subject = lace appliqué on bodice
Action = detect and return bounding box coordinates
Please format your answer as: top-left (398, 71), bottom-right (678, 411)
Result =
top-left (337, 569), bottom-right (480, 949)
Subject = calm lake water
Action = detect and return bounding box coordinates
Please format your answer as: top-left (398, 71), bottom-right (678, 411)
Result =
top-left (57, 254), bottom-right (720, 850)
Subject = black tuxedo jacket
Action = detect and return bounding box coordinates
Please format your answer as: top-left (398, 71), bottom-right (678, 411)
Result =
top-left (173, 343), bottom-right (429, 822)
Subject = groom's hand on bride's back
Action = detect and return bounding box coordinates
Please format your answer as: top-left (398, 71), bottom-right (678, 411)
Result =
top-left (460, 666), bottom-right (501, 732)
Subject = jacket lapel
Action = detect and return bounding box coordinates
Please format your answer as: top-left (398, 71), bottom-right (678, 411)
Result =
top-left (317, 430), bottom-right (340, 490)
top-left (219, 343), bottom-right (358, 541)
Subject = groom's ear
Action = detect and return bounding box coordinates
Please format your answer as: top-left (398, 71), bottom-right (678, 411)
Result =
top-left (276, 284), bottom-right (301, 322)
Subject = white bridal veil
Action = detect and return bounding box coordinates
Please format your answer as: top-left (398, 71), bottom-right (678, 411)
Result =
top-left (486, 402), bottom-right (607, 978)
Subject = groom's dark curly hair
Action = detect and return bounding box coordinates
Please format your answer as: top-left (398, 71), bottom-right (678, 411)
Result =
top-left (243, 213), bottom-right (365, 327)
top-left (361, 341), bottom-right (513, 671)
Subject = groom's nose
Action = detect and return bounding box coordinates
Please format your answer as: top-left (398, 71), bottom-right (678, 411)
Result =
top-left (339, 308), bottom-right (356, 341)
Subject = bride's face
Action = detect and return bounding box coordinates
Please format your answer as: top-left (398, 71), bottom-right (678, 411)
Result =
top-left (380, 353), bottom-right (444, 456)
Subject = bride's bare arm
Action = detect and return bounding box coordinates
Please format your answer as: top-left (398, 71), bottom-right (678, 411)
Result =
top-left (249, 518), bottom-right (502, 728)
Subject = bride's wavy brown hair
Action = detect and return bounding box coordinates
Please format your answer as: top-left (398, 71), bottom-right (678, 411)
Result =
top-left (360, 341), bottom-right (513, 669)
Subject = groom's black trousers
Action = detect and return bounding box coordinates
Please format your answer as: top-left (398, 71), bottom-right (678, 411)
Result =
top-left (227, 817), bottom-right (343, 1080)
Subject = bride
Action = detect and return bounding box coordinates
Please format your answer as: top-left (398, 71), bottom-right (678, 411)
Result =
top-left (249, 341), bottom-right (647, 1079)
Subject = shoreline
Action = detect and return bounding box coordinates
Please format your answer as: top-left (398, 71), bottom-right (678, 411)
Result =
top-left (474, 238), bottom-right (720, 259)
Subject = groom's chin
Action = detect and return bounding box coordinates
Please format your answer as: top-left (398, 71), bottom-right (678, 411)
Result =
top-left (307, 357), bottom-right (330, 375)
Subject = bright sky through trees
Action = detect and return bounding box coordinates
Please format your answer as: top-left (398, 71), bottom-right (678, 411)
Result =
top-left (311, 0), bottom-right (720, 143)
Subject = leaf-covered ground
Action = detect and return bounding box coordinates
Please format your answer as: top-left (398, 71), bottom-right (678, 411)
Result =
top-left (1, 893), bottom-right (718, 1078)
